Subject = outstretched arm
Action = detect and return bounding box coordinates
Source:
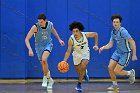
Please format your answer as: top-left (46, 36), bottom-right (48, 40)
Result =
top-left (51, 23), bottom-right (65, 46)
top-left (25, 25), bottom-right (37, 56)
top-left (63, 39), bottom-right (73, 62)
top-left (86, 32), bottom-right (99, 50)
top-left (99, 41), bottom-right (113, 53)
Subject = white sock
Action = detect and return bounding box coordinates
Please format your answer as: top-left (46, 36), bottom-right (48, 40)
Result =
top-left (43, 76), bottom-right (47, 79)
top-left (112, 81), bottom-right (117, 85)
top-left (49, 78), bottom-right (52, 81)
top-left (127, 71), bottom-right (131, 75)
top-left (43, 76), bottom-right (47, 82)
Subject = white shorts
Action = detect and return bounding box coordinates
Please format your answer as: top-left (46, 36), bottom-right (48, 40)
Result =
top-left (72, 51), bottom-right (90, 65)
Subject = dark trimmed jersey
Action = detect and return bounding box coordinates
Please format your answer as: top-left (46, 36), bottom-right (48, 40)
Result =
top-left (110, 27), bottom-right (132, 53)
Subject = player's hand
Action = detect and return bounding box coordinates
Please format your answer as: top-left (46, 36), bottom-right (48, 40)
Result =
top-left (29, 49), bottom-right (34, 56)
top-left (132, 55), bottom-right (138, 61)
top-left (59, 39), bottom-right (65, 46)
top-left (99, 46), bottom-right (105, 53)
top-left (93, 45), bottom-right (99, 51)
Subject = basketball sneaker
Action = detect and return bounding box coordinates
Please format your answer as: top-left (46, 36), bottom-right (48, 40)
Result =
top-left (129, 69), bottom-right (135, 84)
top-left (75, 84), bottom-right (82, 92)
top-left (107, 84), bottom-right (119, 90)
top-left (84, 69), bottom-right (89, 82)
top-left (42, 76), bottom-right (48, 87)
top-left (47, 78), bottom-right (54, 89)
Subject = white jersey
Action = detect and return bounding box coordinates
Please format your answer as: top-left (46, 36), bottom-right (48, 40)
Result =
top-left (70, 32), bottom-right (90, 65)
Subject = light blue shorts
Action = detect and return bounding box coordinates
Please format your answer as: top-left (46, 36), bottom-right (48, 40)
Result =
top-left (111, 51), bottom-right (132, 67)
top-left (35, 43), bottom-right (53, 61)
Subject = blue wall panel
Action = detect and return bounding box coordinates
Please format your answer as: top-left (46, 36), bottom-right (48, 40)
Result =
top-left (0, 0), bottom-right (140, 78)
top-left (1, 0), bottom-right (26, 78)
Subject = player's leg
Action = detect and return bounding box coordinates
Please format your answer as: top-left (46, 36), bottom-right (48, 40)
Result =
top-left (43, 43), bottom-right (54, 89)
top-left (75, 64), bottom-right (82, 92)
top-left (41, 51), bottom-right (50, 87)
top-left (114, 52), bottom-right (135, 84)
top-left (108, 59), bottom-right (119, 90)
top-left (74, 59), bottom-right (89, 92)
top-left (84, 68), bottom-right (89, 82)
top-left (83, 52), bottom-right (90, 81)
top-left (108, 51), bottom-right (120, 90)
top-left (114, 64), bottom-right (128, 75)
top-left (114, 64), bottom-right (135, 84)
top-left (79, 59), bottom-right (89, 82)
top-left (75, 63), bottom-right (82, 92)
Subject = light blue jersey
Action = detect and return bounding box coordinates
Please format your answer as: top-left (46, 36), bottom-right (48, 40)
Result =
top-left (110, 27), bottom-right (132, 67)
top-left (110, 27), bottom-right (132, 53)
top-left (35, 21), bottom-right (53, 60)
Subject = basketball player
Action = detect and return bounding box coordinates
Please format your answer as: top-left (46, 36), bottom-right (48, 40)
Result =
top-left (63, 21), bottom-right (99, 92)
top-left (99, 14), bottom-right (137, 90)
top-left (25, 14), bottom-right (65, 89)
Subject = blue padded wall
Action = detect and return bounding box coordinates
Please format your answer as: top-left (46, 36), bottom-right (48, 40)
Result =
top-left (0, 0), bottom-right (140, 78)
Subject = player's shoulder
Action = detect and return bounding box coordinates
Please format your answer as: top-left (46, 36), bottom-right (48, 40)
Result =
top-left (81, 32), bottom-right (87, 37)
top-left (81, 32), bottom-right (87, 34)
top-left (48, 21), bottom-right (53, 26)
top-left (120, 27), bottom-right (126, 31)
top-left (111, 29), bottom-right (114, 34)
top-left (34, 22), bottom-right (38, 27)
top-left (120, 27), bottom-right (128, 34)
top-left (70, 34), bottom-right (74, 39)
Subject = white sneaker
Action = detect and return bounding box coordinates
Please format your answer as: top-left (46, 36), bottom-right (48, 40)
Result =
top-left (47, 78), bottom-right (54, 89)
top-left (129, 69), bottom-right (135, 84)
top-left (107, 84), bottom-right (119, 90)
top-left (42, 76), bottom-right (48, 87)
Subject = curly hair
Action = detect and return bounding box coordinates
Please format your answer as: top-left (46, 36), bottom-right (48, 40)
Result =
top-left (69, 21), bottom-right (85, 31)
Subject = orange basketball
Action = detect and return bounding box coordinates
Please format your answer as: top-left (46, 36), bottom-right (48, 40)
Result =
top-left (58, 61), bottom-right (69, 73)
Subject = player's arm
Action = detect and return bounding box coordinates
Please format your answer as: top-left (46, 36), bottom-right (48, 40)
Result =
top-left (99, 32), bottom-right (114, 53)
top-left (99, 41), bottom-right (113, 53)
top-left (25, 25), bottom-right (37, 56)
top-left (63, 39), bottom-right (73, 62)
top-left (86, 32), bottom-right (98, 50)
top-left (128, 38), bottom-right (137, 61)
top-left (51, 23), bottom-right (64, 46)
top-left (121, 29), bottom-right (137, 61)
top-left (86, 32), bottom-right (98, 46)
top-left (103, 41), bottom-right (113, 49)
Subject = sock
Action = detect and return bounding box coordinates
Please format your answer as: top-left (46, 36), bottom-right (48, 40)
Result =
top-left (78, 82), bottom-right (81, 86)
top-left (112, 81), bottom-right (117, 85)
top-left (48, 78), bottom-right (52, 81)
top-left (127, 71), bottom-right (131, 75)
top-left (43, 76), bottom-right (47, 79)
top-left (42, 76), bottom-right (47, 82)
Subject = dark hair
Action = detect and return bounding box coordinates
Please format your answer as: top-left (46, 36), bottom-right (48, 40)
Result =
top-left (69, 21), bottom-right (85, 31)
top-left (38, 14), bottom-right (46, 20)
top-left (111, 14), bottom-right (122, 22)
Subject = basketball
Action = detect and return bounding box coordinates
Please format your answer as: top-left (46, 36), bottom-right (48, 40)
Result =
top-left (58, 61), bottom-right (69, 73)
